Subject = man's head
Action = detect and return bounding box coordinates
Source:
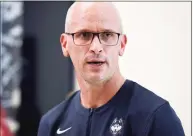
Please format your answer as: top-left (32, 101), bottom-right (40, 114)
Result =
top-left (60, 2), bottom-right (127, 85)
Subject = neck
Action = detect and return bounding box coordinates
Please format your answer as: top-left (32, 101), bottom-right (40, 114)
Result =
top-left (77, 71), bottom-right (125, 109)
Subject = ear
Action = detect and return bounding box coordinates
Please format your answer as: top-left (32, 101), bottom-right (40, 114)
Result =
top-left (60, 33), bottom-right (69, 57)
top-left (119, 34), bottom-right (127, 56)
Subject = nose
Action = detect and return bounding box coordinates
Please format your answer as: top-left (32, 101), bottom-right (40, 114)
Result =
top-left (89, 36), bottom-right (103, 54)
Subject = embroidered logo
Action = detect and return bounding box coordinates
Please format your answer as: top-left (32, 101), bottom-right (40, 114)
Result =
top-left (110, 118), bottom-right (124, 135)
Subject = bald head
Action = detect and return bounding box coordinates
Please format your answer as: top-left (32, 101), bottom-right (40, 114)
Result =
top-left (65, 2), bottom-right (123, 33)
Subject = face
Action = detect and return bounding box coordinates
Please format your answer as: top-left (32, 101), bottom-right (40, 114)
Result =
top-left (60, 2), bottom-right (127, 85)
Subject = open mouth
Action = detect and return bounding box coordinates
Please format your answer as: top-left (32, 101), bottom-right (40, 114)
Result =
top-left (87, 61), bottom-right (105, 66)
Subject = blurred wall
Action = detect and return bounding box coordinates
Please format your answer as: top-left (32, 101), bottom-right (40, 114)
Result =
top-left (15, 2), bottom-right (74, 136)
top-left (14, 2), bottom-right (74, 136)
top-left (1, 2), bottom-right (24, 134)
top-left (23, 1), bottom-right (74, 116)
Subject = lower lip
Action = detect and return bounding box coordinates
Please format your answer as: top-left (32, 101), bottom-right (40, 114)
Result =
top-left (87, 62), bottom-right (105, 69)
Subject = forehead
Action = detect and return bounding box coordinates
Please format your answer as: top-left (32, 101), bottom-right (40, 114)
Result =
top-left (67, 3), bottom-right (121, 33)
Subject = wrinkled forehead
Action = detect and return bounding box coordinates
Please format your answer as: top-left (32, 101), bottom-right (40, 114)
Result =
top-left (65, 2), bottom-right (122, 33)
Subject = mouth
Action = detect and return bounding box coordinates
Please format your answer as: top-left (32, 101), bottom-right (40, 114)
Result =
top-left (87, 61), bottom-right (105, 66)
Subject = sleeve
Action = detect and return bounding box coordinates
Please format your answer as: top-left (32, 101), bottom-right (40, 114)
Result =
top-left (37, 115), bottom-right (50, 136)
top-left (148, 102), bottom-right (185, 136)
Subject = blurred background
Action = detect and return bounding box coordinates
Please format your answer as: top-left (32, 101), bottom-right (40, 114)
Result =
top-left (0, 1), bottom-right (191, 136)
top-left (1, 1), bottom-right (74, 136)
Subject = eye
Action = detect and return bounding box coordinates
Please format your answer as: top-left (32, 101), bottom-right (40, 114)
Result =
top-left (79, 32), bottom-right (91, 38)
top-left (74, 32), bottom-right (92, 41)
top-left (103, 32), bottom-right (113, 37)
top-left (81, 32), bottom-right (89, 37)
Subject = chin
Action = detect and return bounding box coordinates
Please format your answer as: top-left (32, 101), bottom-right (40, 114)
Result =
top-left (84, 74), bottom-right (104, 84)
top-left (84, 74), bottom-right (112, 85)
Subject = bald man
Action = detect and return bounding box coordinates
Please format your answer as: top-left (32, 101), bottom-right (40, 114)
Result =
top-left (37, 2), bottom-right (185, 136)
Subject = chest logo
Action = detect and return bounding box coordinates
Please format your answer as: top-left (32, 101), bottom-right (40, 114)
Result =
top-left (110, 118), bottom-right (124, 135)
top-left (56, 127), bottom-right (72, 134)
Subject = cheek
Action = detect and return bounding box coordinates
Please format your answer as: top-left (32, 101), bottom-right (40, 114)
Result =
top-left (68, 46), bottom-right (87, 68)
top-left (107, 47), bottom-right (119, 64)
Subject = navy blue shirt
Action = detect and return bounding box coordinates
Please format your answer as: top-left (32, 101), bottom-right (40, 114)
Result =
top-left (37, 79), bottom-right (185, 136)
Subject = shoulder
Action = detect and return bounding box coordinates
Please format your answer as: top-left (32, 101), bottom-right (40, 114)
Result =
top-left (127, 80), bottom-right (168, 112)
top-left (125, 80), bottom-right (184, 135)
top-left (43, 90), bottom-right (78, 123)
top-left (124, 80), bottom-right (166, 134)
top-left (146, 102), bottom-right (185, 136)
top-left (37, 91), bottom-right (79, 136)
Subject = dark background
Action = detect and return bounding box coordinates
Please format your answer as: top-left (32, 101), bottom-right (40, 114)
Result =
top-left (16, 1), bottom-right (74, 136)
